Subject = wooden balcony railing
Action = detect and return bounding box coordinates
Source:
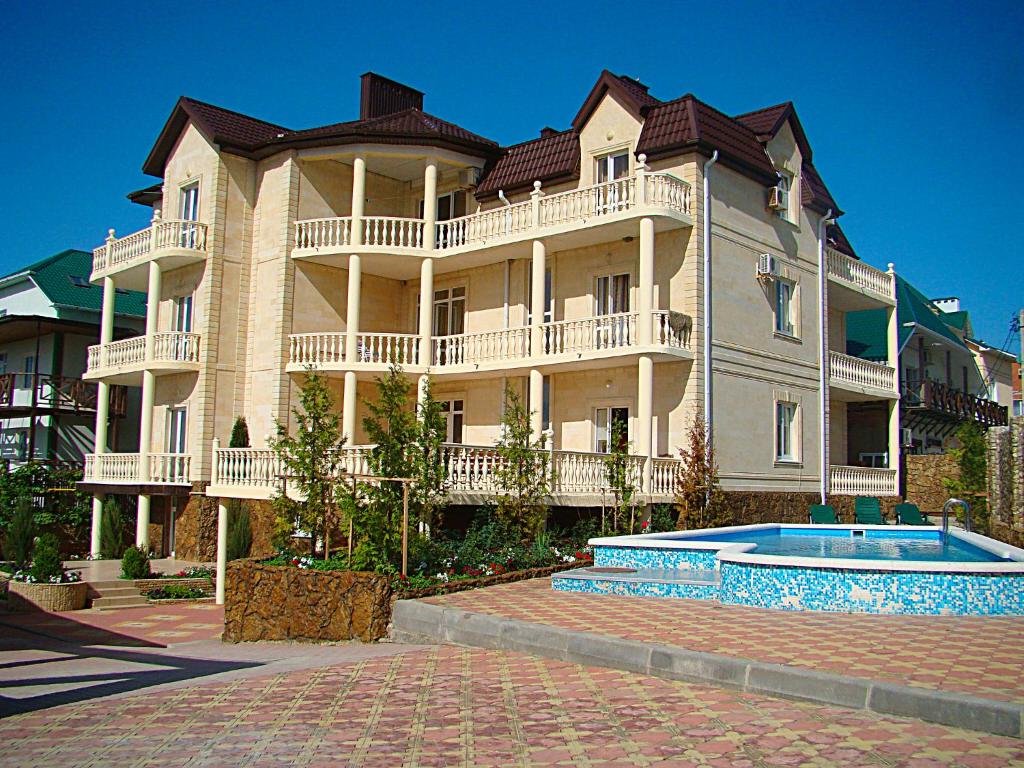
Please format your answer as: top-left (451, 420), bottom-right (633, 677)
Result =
top-left (904, 380), bottom-right (1008, 427)
top-left (0, 373), bottom-right (127, 416)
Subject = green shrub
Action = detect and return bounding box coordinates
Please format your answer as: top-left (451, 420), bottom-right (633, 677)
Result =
top-left (100, 497), bottom-right (128, 559)
top-left (149, 584), bottom-right (206, 600)
top-left (29, 533), bottom-right (64, 583)
top-left (229, 417), bottom-right (250, 448)
top-left (120, 546), bottom-right (151, 580)
top-left (4, 497), bottom-right (36, 569)
top-left (648, 504), bottom-right (678, 533)
top-left (227, 500), bottom-right (252, 560)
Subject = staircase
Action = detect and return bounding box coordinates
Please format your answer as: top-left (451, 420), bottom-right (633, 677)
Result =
top-left (552, 566), bottom-right (721, 600)
top-left (87, 580), bottom-right (149, 610)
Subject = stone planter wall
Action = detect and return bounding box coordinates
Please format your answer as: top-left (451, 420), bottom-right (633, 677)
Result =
top-left (906, 454), bottom-right (960, 513)
top-left (7, 580), bottom-right (88, 612)
top-left (134, 577), bottom-right (213, 594)
top-left (224, 561), bottom-right (392, 643)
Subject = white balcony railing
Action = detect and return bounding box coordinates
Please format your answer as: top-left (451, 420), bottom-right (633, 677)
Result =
top-left (84, 453), bottom-right (140, 483)
top-left (650, 457), bottom-right (680, 496)
top-left (84, 453), bottom-right (191, 484)
top-left (86, 332), bottom-right (200, 374)
top-left (363, 216), bottom-right (423, 249)
top-left (211, 444), bottom-right (376, 489)
top-left (353, 333), bottom-right (419, 365)
top-left (92, 218), bottom-right (209, 274)
top-left (829, 465), bottom-right (898, 496)
top-left (87, 336), bottom-right (146, 371)
top-left (829, 351), bottom-right (896, 393)
top-left (148, 453), bottom-right (192, 484)
top-left (652, 310), bottom-right (691, 349)
top-left (437, 201), bottom-right (533, 251)
top-left (289, 332), bottom-right (346, 366)
top-left (152, 332), bottom-right (201, 364)
top-left (433, 327), bottom-right (530, 367)
top-left (826, 248), bottom-right (894, 300)
top-left (295, 218), bottom-right (352, 250)
top-left (543, 313), bottom-right (637, 356)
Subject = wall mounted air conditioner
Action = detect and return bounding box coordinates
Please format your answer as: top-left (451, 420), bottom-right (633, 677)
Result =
top-left (768, 183), bottom-right (788, 211)
top-left (458, 168), bottom-right (481, 188)
top-left (757, 253), bottom-right (781, 278)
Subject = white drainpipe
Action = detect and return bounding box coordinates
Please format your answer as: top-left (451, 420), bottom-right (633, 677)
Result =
top-left (817, 208), bottom-right (834, 504)
top-left (703, 151), bottom-right (719, 447)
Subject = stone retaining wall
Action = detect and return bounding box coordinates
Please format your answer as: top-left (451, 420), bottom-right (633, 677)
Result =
top-left (987, 418), bottom-right (1024, 536)
top-left (905, 454), bottom-right (959, 513)
top-left (176, 495), bottom-right (278, 562)
top-left (706, 491), bottom-right (903, 526)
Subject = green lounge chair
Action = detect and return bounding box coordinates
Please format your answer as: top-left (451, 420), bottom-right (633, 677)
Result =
top-left (895, 502), bottom-right (932, 525)
top-left (808, 504), bottom-right (839, 524)
top-left (854, 496), bottom-right (885, 525)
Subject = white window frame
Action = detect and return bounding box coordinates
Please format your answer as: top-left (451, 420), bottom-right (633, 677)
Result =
top-left (22, 356), bottom-right (35, 389)
top-left (858, 452), bottom-right (889, 469)
top-left (173, 294), bottom-right (194, 333)
top-left (774, 277), bottom-right (796, 337)
top-left (775, 401), bottom-right (798, 463)
top-left (438, 398), bottom-right (464, 444)
top-left (179, 182), bottom-right (200, 221)
top-left (775, 170), bottom-right (797, 224)
top-left (593, 404), bottom-right (630, 454)
top-left (167, 406), bottom-right (188, 454)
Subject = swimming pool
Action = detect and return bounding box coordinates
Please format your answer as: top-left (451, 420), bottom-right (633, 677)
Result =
top-left (552, 524), bottom-right (1024, 615)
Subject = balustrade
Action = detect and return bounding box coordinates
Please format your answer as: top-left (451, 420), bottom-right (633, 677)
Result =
top-left (829, 351), bottom-right (896, 392)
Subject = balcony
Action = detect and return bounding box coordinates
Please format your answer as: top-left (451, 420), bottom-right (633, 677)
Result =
top-left (826, 248), bottom-right (895, 310)
top-left (207, 444), bottom-right (681, 504)
top-left (903, 380), bottom-right (1008, 430)
top-left (91, 217), bottom-right (209, 290)
top-left (286, 311), bottom-right (692, 378)
top-left (829, 465), bottom-right (898, 496)
top-left (828, 351), bottom-right (898, 400)
top-left (292, 172), bottom-right (692, 273)
top-left (0, 373), bottom-right (127, 417)
top-left (83, 452), bottom-right (192, 486)
top-left (85, 332), bottom-right (201, 383)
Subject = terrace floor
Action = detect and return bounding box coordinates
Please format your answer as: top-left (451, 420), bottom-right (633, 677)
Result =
top-left (422, 577), bottom-right (1024, 706)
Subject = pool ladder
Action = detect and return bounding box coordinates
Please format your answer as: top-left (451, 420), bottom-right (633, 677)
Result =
top-left (942, 498), bottom-right (971, 535)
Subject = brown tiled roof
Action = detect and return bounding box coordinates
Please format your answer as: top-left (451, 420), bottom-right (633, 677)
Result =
top-left (572, 71), bottom-right (661, 131)
top-left (734, 103), bottom-right (792, 140)
top-left (126, 182), bottom-right (162, 207)
top-left (476, 130), bottom-right (580, 197)
top-left (801, 161), bottom-right (841, 216)
top-left (636, 96), bottom-right (777, 182)
top-left (826, 223), bottom-right (857, 258)
top-left (281, 108), bottom-right (497, 150)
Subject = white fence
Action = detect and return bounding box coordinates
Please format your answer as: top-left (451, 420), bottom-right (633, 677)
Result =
top-left (829, 351), bottom-right (895, 392)
top-left (829, 465), bottom-right (898, 496)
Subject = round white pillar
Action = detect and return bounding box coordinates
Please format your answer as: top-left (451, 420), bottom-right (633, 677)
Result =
top-left (136, 494), bottom-right (151, 550)
top-left (216, 501), bottom-right (228, 605)
top-left (418, 258), bottom-right (434, 365)
top-left (342, 371), bottom-right (358, 442)
top-left (345, 253), bottom-right (362, 364)
top-left (638, 217), bottom-right (655, 345)
top-left (90, 494), bottom-right (104, 558)
top-left (529, 369), bottom-right (544, 443)
top-left (637, 355), bottom-right (654, 494)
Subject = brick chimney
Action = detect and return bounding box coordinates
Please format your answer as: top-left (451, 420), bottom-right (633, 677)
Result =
top-left (360, 73), bottom-right (424, 120)
top-left (539, 127), bottom-right (559, 138)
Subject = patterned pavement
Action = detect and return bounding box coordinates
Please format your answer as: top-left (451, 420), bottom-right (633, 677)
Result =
top-left (0, 604), bottom-right (224, 647)
top-left (423, 577), bottom-right (1024, 705)
top-left (2, 645), bottom-right (1022, 767)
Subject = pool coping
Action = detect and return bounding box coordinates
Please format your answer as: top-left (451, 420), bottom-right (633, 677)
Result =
top-left (589, 524), bottom-right (1024, 574)
top-left (391, 598), bottom-right (1024, 739)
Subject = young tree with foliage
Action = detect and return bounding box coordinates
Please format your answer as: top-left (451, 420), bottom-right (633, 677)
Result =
top-left (0, 462), bottom-right (89, 540)
top-left (271, 370), bottom-right (347, 556)
top-left (229, 417), bottom-right (250, 448)
top-left (99, 496), bottom-right (128, 559)
top-left (411, 376), bottom-right (448, 532)
top-left (675, 416), bottom-right (730, 530)
top-left (226, 500), bottom-right (253, 560)
top-left (4, 497), bottom-right (36, 569)
top-left (944, 421), bottom-right (989, 533)
top-left (493, 384), bottom-right (550, 539)
top-left (603, 416), bottom-right (638, 534)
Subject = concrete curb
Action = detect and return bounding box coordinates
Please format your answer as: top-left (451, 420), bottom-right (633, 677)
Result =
top-left (391, 600), bottom-right (1024, 739)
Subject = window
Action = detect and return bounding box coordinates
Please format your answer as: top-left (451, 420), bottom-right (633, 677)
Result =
top-left (775, 401), bottom-right (797, 462)
top-left (775, 172), bottom-right (795, 223)
top-left (179, 183), bottom-right (200, 248)
top-left (424, 287), bottom-right (466, 365)
top-left (774, 278), bottom-right (795, 336)
top-left (525, 264), bottom-right (554, 325)
top-left (594, 406), bottom-right (629, 453)
top-left (595, 152), bottom-right (630, 213)
top-left (858, 452), bottom-right (889, 468)
top-left (595, 273), bottom-right (631, 348)
top-left (542, 376), bottom-right (551, 432)
top-left (0, 353), bottom-right (7, 375)
top-left (439, 399), bottom-right (464, 443)
top-left (420, 191), bottom-right (467, 222)
top-left (167, 407), bottom-right (187, 454)
top-left (596, 152), bottom-right (629, 184)
top-left (173, 295), bottom-right (194, 333)
top-left (1014, 400), bottom-right (1023, 418)
top-left (22, 356), bottom-right (34, 388)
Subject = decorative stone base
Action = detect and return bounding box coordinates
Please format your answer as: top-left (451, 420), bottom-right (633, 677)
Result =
top-left (906, 454), bottom-right (960, 513)
top-left (176, 496), bottom-right (278, 562)
top-left (679, 491), bottom-right (904, 528)
top-left (7, 581), bottom-right (89, 612)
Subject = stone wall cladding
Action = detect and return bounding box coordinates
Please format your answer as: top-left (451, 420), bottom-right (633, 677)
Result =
top-left (906, 454), bottom-right (960, 513)
top-left (987, 418), bottom-right (1024, 536)
top-left (224, 560), bottom-right (392, 643)
top-left (693, 491), bottom-right (903, 526)
top-left (176, 496), bottom-right (278, 562)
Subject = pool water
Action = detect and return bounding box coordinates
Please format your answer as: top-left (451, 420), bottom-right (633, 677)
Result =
top-left (674, 528), bottom-right (1009, 563)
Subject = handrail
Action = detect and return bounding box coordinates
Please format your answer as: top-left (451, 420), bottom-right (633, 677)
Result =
top-left (942, 498), bottom-right (971, 534)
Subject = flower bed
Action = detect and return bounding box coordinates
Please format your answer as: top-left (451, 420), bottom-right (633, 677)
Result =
top-left (8, 580), bottom-right (88, 612)
top-left (136, 578), bottom-right (212, 596)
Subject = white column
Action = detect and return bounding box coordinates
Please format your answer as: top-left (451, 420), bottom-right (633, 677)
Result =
top-left (637, 355), bottom-right (653, 494)
top-left (885, 274), bottom-right (901, 494)
top-left (417, 374), bottom-right (430, 416)
top-left (888, 400), bottom-right (900, 497)
top-left (100, 275), bottom-right (115, 345)
top-left (216, 501), bottom-right (228, 605)
top-left (530, 240), bottom-right (546, 356)
top-left (90, 275), bottom-right (117, 557)
top-left (351, 155), bottom-right (366, 246)
top-left (422, 158), bottom-right (438, 250)
top-left (144, 261), bottom-right (162, 360)
top-left (136, 494), bottom-right (151, 549)
top-left (344, 253), bottom-right (362, 364)
top-left (90, 495), bottom-right (104, 558)
top-left (529, 369), bottom-right (544, 443)
top-left (638, 217), bottom-right (655, 345)
top-left (342, 371), bottom-right (358, 443)
top-left (139, 370), bottom-right (155, 479)
top-left (418, 257), bottom-right (434, 365)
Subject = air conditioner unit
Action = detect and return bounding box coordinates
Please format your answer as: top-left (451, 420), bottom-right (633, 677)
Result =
top-left (767, 183), bottom-right (788, 211)
top-left (458, 168), bottom-right (481, 188)
top-left (757, 253), bottom-right (781, 278)
top-left (901, 427), bottom-right (914, 447)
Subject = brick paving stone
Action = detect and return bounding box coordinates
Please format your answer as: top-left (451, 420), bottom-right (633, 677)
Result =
top-left (0, 605), bottom-right (224, 647)
top-left (423, 577), bottom-right (1024, 704)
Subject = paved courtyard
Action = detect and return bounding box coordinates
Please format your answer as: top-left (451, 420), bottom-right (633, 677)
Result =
top-left (424, 578), bottom-right (1024, 705)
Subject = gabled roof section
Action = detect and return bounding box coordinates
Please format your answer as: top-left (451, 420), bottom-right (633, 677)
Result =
top-left (636, 96), bottom-right (777, 182)
top-left (127, 182), bottom-right (162, 207)
top-left (801, 161), bottom-right (841, 216)
top-left (734, 101), bottom-right (812, 161)
top-left (826, 223), bottom-right (856, 258)
top-left (897, 275), bottom-right (970, 352)
top-left (572, 70), bottom-right (660, 132)
top-left (0, 250), bottom-right (147, 317)
top-left (476, 130), bottom-right (580, 198)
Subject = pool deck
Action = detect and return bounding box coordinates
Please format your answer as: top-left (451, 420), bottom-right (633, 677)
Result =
top-left (395, 576), bottom-right (1024, 736)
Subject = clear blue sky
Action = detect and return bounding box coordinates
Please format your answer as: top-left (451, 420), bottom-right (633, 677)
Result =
top-left (2, 0), bottom-right (1020, 352)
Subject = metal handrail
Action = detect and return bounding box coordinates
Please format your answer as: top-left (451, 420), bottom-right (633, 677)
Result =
top-left (942, 498), bottom-right (971, 535)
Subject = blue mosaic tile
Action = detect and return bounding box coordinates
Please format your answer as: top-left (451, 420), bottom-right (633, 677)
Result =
top-left (552, 576), bottom-right (720, 600)
top-left (593, 545), bottom-right (717, 571)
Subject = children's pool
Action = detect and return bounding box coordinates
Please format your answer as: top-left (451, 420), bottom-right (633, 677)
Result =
top-left (552, 524), bottom-right (1024, 615)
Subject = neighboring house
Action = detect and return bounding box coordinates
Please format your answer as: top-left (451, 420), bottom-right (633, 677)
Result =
top-left (847, 277), bottom-right (1007, 458)
top-left (1012, 360), bottom-right (1022, 418)
top-left (79, 71), bottom-right (900, 556)
top-left (0, 250), bottom-right (145, 464)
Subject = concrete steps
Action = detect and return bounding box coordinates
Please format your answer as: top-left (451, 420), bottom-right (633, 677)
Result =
top-left (87, 579), bottom-right (149, 610)
top-left (551, 566), bottom-right (721, 600)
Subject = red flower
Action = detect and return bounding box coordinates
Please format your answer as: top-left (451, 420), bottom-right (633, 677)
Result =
top-left (291, 558), bottom-right (299, 566)
top-left (641, 520), bottom-right (650, 530)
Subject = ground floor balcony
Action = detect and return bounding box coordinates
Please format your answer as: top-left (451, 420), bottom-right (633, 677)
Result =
top-left (83, 452), bottom-right (192, 486)
top-left (84, 332), bottom-right (201, 384)
top-left (90, 218), bottom-right (209, 290)
top-left (828, 351), bottom-right (898, 400)
top-left (287, 311), bottom-right (691, 378)
top-left (207, 444), bottom-right (682, 505)
top-left (0, 373), bottom-right (127, 417)
top-left (829, 465), bottom-right (898, 496)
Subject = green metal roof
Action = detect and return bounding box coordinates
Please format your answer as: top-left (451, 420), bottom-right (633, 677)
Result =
top-left (846, 274), bottom-right (969, 361)
top-left (0, 250), bottom-right (147, 317)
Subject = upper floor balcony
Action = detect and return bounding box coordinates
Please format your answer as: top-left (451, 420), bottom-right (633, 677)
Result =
top-left (903, 379), bottom-right (1008, 429)
top-left (287, 310), bottom-right (692, 379)
top-left (83, 452), bottom-right (192, 486)
top-left (828, 351), bottom-right (898, 401)
top-left (0, 373), bottom-right (127, 417)
top-left (84, 331), bottom-right (201, 384)
top-left (91, 216), bottom-right (209, 290)
top-left (292, 169), bottom-right (692, 274)
top-left (826, 248), bottom-right (895, 310)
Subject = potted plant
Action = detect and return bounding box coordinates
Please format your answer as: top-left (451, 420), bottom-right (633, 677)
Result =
top-left (7, 533), bottom-right (88, 611)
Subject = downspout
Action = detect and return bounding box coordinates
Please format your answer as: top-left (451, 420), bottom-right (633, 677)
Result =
top-left (817, 208), bottom-right (834, 504)
top-left (702, 151), bottom-right (719, 448)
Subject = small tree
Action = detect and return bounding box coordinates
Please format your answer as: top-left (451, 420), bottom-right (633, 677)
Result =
top-left (226, 500), bottom-right (253, 560)
top-left (604, 417), bottom-right (638, 534)
top-left (30, 533), bottom-right (64, 583)
top-left (229, 417), bottom-right (251, 448)
top-left (120, 546), bottom-right (151, 580)
top-left (100, 496), bottom-right (128, 559)
top-left (271, 370), bottom-right (347, 555)
top-left (4, 497), bottom-right (36, 569)
top-left (675, 416), bottom-right (730, 530)
top-left (411, 376), bottom-right (448, 533)
top-left (944, 421), bottom-right (989, 533)
top-left (493, 384), bottom-right (549, 539)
